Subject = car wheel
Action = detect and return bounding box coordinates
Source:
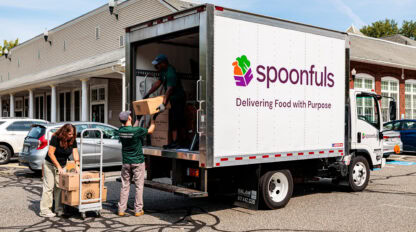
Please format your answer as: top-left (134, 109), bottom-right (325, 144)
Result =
top-left (347, 156), bottom-right (370, 192)
top-left (0, 145), bottom-right (12, 165)
top-left (260, 169), bottom-right (293, 209)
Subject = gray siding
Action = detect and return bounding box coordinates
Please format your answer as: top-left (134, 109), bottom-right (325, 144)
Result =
top-left (0, 0), bottom-right (172, 84)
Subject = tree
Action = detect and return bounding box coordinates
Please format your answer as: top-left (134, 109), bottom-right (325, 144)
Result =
top-left (360, 19), bottom-right (399, 38)
top-left (400, 20), bottom-right (416, 40)
top-left (0, 38), bottom-right (19, 56)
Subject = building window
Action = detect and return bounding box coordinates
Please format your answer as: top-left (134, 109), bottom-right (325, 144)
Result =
top-left (59, 92), bottom-right (71, 122)
top-left (38, 50), bottom-right (41, 60)
top-left (95, 26), bottom-right (100, 40)
top-left (74, 90), bottom-right (81, 121)
top-left (381, 77), bottom-right (399, 122)
top-left (24, 97), bottom-right (28, 117)
top-left (35, 96), bottom-right (44, 119)
top-left (405, 81), bottom-right (416, 119)
top-left (15, 98), bottom-right (23, 117)
top-left (90, 85), bottom-right (107, 124)
top-left (63, 40), bottom-right (67, 51)
top-left (119, 35), bottom-right (125, 47)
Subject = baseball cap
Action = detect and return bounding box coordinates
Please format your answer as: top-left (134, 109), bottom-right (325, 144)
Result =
top-left (152, 54), bottom-right (168, 65)
top-left (119, 111), bottom-right (131, 121)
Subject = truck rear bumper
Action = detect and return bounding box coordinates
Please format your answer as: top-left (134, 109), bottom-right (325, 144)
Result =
top-left (143, 146), bottom-right (200, 161)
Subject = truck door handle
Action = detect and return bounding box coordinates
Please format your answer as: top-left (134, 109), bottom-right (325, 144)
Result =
top-left (357, 132), bottom-right (361, 143)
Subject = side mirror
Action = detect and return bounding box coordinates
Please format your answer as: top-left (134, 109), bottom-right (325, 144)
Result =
top-left (389, 100), bottom-right (397, 121)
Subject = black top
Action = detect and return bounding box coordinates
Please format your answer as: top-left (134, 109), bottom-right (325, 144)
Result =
top-left (45, 135), bottom-right (77, 167)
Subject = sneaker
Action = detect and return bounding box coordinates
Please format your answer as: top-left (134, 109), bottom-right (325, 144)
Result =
top-left (135, 211), bottom-right (144, 217)
top-left (118, 212), bottom-right (125, 216)
top-left (39, 211), bottom-right (56, 218)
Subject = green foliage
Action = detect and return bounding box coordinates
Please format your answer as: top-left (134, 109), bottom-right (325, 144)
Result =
top-left (360, 19), bottom-right (399, 38)
top-left (0, 38), bottom-right (19, 56)
top-left (360, 19), bottom-right (416, 40)
top-left (400, 20), bottom-right (416, 40)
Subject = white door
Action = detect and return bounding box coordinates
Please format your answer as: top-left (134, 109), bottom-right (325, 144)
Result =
top-left (355, 93), bottom-right (383, 166)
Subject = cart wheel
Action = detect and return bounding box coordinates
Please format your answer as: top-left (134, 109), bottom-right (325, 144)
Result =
top-left (81, 212), bottom-right (86, 220)
top-left (95, 210), bottom-right (101, 217)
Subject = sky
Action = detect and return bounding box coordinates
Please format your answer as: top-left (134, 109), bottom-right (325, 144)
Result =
top-left (1, 0), bottom-right (416, 44)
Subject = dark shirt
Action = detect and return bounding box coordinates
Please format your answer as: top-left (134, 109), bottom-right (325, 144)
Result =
top-left (45, 135), bottom-right (77, 167)
top-left (118, 126), bottom-right (148, 164)
top-left (159, 65), bottom-right (186, 102)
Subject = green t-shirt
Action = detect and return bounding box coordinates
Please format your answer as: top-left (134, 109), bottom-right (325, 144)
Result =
top-left (118, 126), bottom-right (148, 164)
top-left (159, 65), bottom-right (185, 101)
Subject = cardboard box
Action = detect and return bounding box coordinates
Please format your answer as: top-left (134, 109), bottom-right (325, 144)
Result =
top-left (59, 171), bottom-right (104, 191)
top-left (151, 130), bottom-right (171, 147)
top-left (154, 110), bottom-right (169, 131)
top-left (62, 185), bottom-right (107, 206)
top-left (133, 96), bottom-right (170, 115)
top-left (65, 161), bottom-right (76, 173)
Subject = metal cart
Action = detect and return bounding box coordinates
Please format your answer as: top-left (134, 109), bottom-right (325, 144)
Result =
top-left (78, 128), bottom-right (104, 220)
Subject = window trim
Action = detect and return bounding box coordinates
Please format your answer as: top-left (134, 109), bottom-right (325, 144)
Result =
top-left (354, 73), bottom-right (375, 91)
top-left (405, 79), bottom-right (416, 119)
top-left (381, 76), bottom-right (400, 121)
top-left (90, 84), bottom-right (108, 124)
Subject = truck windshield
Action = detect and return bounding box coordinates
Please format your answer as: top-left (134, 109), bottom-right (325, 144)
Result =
top-left (27, 126), bottom-right (46, 139)
top-left (357, 94), bottom-right (380, 129)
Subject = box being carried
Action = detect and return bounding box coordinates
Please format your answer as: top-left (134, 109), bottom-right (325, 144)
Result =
top-left (133, 96), bottom-right (170, 115)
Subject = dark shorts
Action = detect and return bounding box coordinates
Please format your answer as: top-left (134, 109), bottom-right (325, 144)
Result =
top-left (169, 98), bottom-right (185, 131)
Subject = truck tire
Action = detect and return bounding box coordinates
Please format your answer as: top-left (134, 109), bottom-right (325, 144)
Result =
top-left (347, 156), bottom-right (370, 192)
top-left (260, 170), bottom-right (293, 209)
top-left (0, 145), bottom-right (12, 165)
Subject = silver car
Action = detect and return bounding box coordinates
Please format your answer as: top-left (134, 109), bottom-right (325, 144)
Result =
top-left (18, 122), bottom-right (122, 173)
top-left (382, 130), bottom-right (402, 158)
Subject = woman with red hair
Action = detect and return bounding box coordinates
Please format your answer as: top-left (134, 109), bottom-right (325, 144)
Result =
top-left (39, 124), bottom-right (80, 217)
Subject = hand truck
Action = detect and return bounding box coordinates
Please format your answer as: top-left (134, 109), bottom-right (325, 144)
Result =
top-left (78, 128), bottom-right (104, 220)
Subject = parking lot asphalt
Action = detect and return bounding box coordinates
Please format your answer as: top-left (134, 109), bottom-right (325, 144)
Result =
top-left (0, 155), bottom-right (415, 232)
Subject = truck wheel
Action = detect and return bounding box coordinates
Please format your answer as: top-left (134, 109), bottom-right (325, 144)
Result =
top-left (0, 145), bottom-right (12, 165)
top-left (260, 170), bottom-right (293, 209)
top-left (348, 156), bottom-right (370, 192)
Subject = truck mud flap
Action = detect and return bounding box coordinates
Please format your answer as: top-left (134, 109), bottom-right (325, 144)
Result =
top-left (233, 165), bottom-right (261, 210)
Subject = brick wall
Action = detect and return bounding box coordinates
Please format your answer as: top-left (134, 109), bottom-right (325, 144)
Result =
top-left (349, 61), bottom-right (416, 117)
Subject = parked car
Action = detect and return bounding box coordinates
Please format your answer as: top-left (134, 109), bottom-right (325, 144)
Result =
top-left (382, 130), bottom-right (402, 158)
top-left (18, 122), bottom-right (122, 173)
top-left (0, 118), bottom-right (48, 164)
top-left (383, 120), bottom-right (416, 154)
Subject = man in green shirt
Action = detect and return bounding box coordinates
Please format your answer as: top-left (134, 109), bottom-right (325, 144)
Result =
top-left (117, 110), bottom-right (155, 217)
top-left (144, 54), bottom-right (186, 149)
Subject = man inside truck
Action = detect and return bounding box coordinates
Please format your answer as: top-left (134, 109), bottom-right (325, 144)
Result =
top-left (143, 54), bottom-right (186, 149)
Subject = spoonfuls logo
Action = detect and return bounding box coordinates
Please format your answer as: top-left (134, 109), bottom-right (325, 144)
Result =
top-left (233, 55), bottom-right (253, 87)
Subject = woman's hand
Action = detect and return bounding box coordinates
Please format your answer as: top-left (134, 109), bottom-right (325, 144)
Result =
top-left (57, 166), bottom-right (66, 175)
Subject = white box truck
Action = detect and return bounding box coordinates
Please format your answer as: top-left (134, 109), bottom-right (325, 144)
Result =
top-left (124, 4), bottom-right (397, 209)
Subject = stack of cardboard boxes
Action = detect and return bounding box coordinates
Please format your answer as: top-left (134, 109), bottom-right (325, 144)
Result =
top-left (59, 170), bottom-right (107, 206)
top-left (151, 110), bottom-right (171, 147)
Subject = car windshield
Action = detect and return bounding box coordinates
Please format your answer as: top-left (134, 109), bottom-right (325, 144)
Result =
top-left (27, 126), bottom-right (46, 139)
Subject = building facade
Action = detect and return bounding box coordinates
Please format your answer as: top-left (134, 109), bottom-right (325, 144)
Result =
top-left (348, 29), bottom-right (416, 123)
top-left (0, 0), bottom-right (194, 126)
